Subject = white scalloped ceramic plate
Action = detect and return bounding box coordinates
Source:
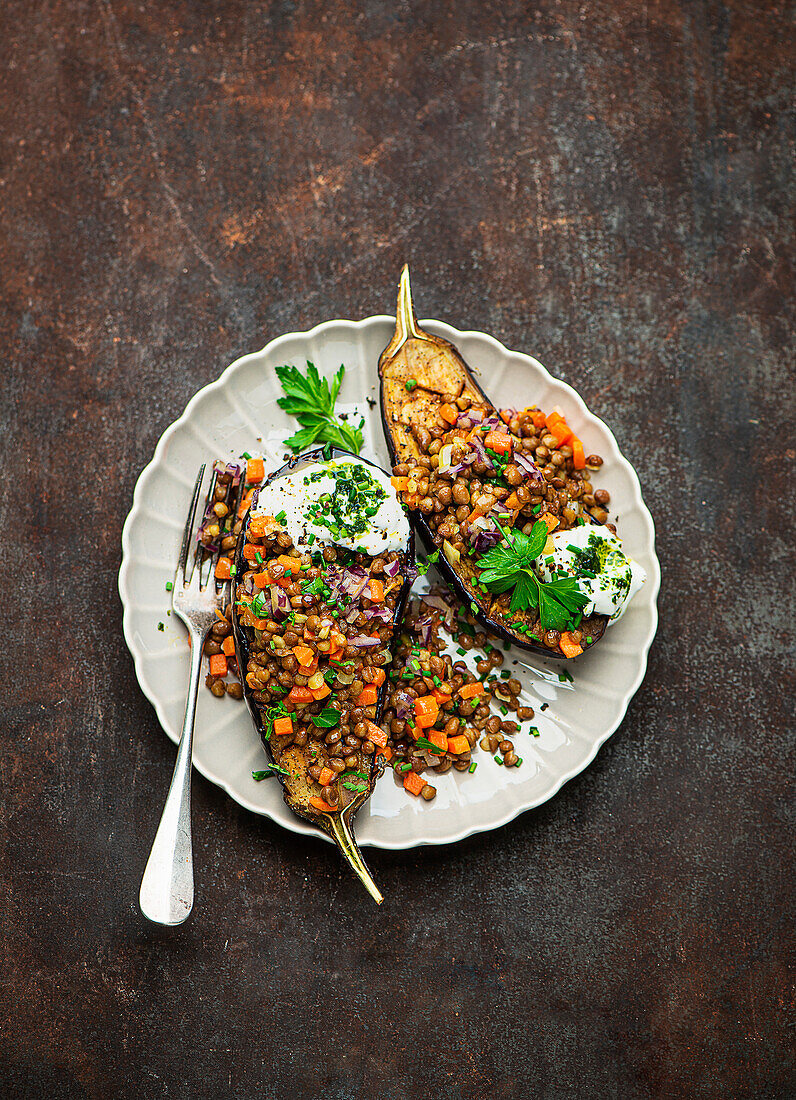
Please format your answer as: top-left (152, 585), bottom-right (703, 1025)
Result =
top-left (120, 317), bottom-right (659, 848)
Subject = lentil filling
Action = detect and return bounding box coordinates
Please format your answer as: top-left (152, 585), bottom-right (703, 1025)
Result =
top-left (391, 400), bottom-right (613, 654)
top-left (232, 494), bottom-right (407, 814)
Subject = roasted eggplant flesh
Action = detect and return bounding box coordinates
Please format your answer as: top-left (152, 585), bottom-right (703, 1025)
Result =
top-left (379, 267), bottom-right (609, 658)
top-left (231, 446), bottom-right (413, 897)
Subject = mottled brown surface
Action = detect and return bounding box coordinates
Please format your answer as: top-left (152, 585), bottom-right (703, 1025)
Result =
top-left (1, 2), bottom-right (793, 1098)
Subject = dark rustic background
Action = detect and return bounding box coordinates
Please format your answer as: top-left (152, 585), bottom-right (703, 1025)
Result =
top-left (1, 2), bottom-right (793, 1098)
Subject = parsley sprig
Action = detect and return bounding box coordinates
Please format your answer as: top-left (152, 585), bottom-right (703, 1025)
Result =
top-left (477, 520), bottom-right (588, 631)
top-left (275, 361), bottom-right (364, 454)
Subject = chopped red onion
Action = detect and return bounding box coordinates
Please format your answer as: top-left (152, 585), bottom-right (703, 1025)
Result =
top-left (513, 451), bottom-right (544, 487)
top-left (393, 691), bottom-right (414, 720)
top-left (383, 558), bottom-right (401, 578)
top-left (339, 568), bottom-right (369, 599)
top-left (472, 527), bottom-right (502, 553)
top-left (415, 614), bottom-right (435, 646)
top-left (271, 586), bottom-right (291, 617)
top-left (456, 408), bottom-right (484, 428)
top-left (363, 607), bottom-right (392, 624)
top-left (470, 436), bottom-right (495, 472)
top-left (347, 634), bottom-right (381, 647)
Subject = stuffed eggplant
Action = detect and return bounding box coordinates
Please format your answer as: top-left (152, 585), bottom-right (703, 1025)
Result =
top-left (232, 446), bottom-right (414, 902)
top-left (378, 266), bottom-right (645, 659)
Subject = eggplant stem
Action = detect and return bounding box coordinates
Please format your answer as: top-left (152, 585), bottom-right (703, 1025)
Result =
top-left (328, 812), bottom-right (383, 904)
top-left (394, 263), bottom-right (421, 347)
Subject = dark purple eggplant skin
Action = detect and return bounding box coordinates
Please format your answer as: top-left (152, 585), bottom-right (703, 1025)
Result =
top-left (231, 445), bottom-right (415, 832)
top-left (378, 266), bottom-right (607, 659)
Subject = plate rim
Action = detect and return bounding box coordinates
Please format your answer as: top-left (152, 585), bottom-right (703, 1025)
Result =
top-left (119, 314), bottom-right (660, 849)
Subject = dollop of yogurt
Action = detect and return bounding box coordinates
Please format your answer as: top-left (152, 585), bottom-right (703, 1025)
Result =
top-left (253, 458), bottom-right (409, 556)
top-left (534, 523), bottom-right (646, 622)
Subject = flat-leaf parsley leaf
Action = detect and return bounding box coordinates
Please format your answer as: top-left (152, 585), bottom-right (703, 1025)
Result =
top-left (275, 361), bottom-right (363, 454)
top-left (477, 520), bottom-right (588, 631)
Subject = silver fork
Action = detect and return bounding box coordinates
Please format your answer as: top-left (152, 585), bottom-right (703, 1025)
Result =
top-left (139, 464), bottom-right (234, 925)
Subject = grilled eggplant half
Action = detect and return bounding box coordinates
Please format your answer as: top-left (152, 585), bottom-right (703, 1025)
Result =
top-left (378, 266), bottom-right (610, 659)
top-left (232, 446), bottom-right (414, 902)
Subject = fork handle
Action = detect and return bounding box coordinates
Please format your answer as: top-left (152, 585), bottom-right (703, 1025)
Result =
top-left (139, 628), bottom-right (204, 925)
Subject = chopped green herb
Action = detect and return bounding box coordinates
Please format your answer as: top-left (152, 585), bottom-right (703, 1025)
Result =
top-left (468, 761), bottom-right (477, 773)
top-left (312, 708), bottom-right (342, 729)
top-left (558, 670), bottom-right (574, 683)
top-left (494, 755), bottom-right (504, 765)
top-left (242, 451), bottom-right (252, 460)
top-left (157, 622), bottom-right (164, 631)
top-left (252, 763), bottom-right (290, 780)
top-left (405, 378), bottom-right (417, 392)
top-left (529, 726), bottom-right (540, 738)
top-left (165, 581), bottom-right (173, 592)
top-left (275, 509), bottom-right (287, 524)
top-left (414, 736), bottom-right (445, 756)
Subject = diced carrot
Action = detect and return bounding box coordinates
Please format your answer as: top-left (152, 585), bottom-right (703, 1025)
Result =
top-left (541, 513), bottom-right (559, 532)
top-left (447, 734), bottom-right (470, 755)
top-left (251, 571), bottom-right (270, 589)
top-left (214, 557), bottom-right (232, 580)
top-left (278, 554), bottom-right (299, 574)
top-left (484, 430), bottom-right (513, 456)
top-left (247, 514), bottom-right (274, 538)
top-left (318, 767), bottom-right (335, 788)
top-left (310, 683), bottom-right (331, 701)
top-left (414, 695), bottom-right (439, 728)
top-left (427, 728), bottom-right (448, 753)
top-left (237, 488), bottom-right (255, 519)
top-left (208, 654), bottom-right (227, 677)
top-left (246, 457), bottom-right (265, 484)
top-left (505, 491), bottom-right (522, 509)
top-left (545, 410), bottom-right (564, 430)
top-left (368, 579), bottom-right (384, 602)
top-left (365, 720), bottom-right (388, 748)
top-left (403, 771), bottom-right (426, 797)
top-left (551, 421), bottom-right (574, 447)
top-left (439, 403), bottom-right (459, 425)
top-left (432, 687), bottom-right (452, 706)
top-left (531, 408), bottom-right (547, 430)
top-left (293, 645), bottom-right (315, 667)
top-left (458, 681), bottom-right (485, 699)
top-left (309, 796), bottom-right (336, 813)
top-left (221, 635), bottom-right (235, 657)
top-left (371, 668), bottom-right (386, 687)
top-left (376, 745), bottom-right (393, 762)
top-left (286, 685), bottom-right (313, 706)
top-left (559, 632), bottom-right (584, 659)
top-left (571, 438), bottom-right (586, 469)
top-left (500, 409), bottom-right (512, 425)
top-left (242, 543), bottom-right (260, 561)
top-left (391, 475), bottom-right (409, 491)
top-left (272, 715), bottom-right (293, 736)
top-left (356, 685), bottom-right (379, 707)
